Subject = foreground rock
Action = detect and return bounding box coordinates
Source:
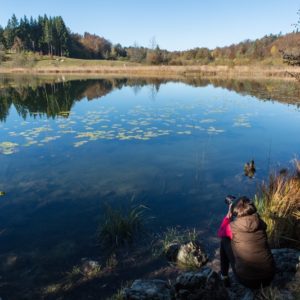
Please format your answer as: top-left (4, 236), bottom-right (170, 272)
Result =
top-left (272, 248), bottom-right (300, 286)
top-left (165, 241), bottom-right (208, 269)
top-left (122, 279), bottom-right (174, 300)
top-left (80, 258), bottom-right (101, 278)
top-left (122, 267), bottom-right (228, 300)
top-left (174, 267), bottom-right (229, 300)
top-left (122, 248), bottom-right (300, 300)
top-left (227, 248), bottom-right (300, 300)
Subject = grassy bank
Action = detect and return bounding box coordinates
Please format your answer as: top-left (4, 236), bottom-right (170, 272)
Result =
top-left (1, 54), bottom-right (300, 79)
top-left (255, 160), bottom-right (300, 249)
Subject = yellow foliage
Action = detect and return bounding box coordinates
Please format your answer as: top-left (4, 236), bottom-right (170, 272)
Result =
top-left (270, 45), bottom-right (278, 56)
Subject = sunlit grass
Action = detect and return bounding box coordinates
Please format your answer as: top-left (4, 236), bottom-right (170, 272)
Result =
top-left (254, 160), bottom-right (300, 248)
top-left (152, 227), bottom-right (198, 257)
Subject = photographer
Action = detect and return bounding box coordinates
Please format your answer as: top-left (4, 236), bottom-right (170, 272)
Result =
top-left (218, 196), bottom-right (276, 288)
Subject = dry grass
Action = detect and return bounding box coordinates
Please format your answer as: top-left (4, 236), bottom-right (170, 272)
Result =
top-left (2, 59), bottom-right (300, 80)
top-left (254, 160), bottom-right (300, 248)
top-left (2, 53), bottom-right (300, 80)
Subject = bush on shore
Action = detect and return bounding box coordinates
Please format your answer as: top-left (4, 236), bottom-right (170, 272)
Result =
top-left (255, 160), bottom-right (300, 249)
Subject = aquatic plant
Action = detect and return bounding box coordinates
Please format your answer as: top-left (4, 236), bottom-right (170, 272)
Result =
top-left (254, 160), bottom-right (300, 248)
top-left (106, 281), bottom-right (132, 300)
top-left (105, 253), bottom-right (118, 269)
top-left (0, 141), bottom-right (18, 155)
top-left (233, 114), bottom-right (251, 128)
top-left (98, 202), bottom-right (149, 248)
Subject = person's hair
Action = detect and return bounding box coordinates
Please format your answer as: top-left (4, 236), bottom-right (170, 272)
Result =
top-left (231, 196), bottom-right (257, 217)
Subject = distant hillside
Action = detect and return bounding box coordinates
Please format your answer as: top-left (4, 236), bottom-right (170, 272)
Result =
top-left (1, 14), bottom-right (300, 66)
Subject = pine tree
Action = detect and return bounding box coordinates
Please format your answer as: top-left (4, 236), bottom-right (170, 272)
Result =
top-left (0, 25), bottom-right (6, 49)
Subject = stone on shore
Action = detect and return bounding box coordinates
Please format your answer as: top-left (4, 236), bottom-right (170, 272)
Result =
top-left (165, 241), bottom-right (208, 269)
top-left (122, 279), bottom-right (174, 300)
top-left (174, 267), bottom-right (229, 300)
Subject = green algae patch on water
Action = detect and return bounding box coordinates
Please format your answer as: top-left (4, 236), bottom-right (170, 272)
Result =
top-left (0, 142), bottom-right (19, 155)
top-left (233, 115), bottom-right (251, 128)
top-left (177, 130), bottom-right (192, 135)
top-left (200, 118), bottom-right (217, 123)
top-left (74, 140), bottom-right (89, 148)
top-left (41, 136), bottom-right (61, 143)
top-left (207, 126), bottom-right (225, 135)
top-left (23, 140), bottom-right (38, 147)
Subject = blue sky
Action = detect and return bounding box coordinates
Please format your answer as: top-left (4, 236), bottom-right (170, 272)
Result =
top-left (0, 0), bottom-right (299, 51)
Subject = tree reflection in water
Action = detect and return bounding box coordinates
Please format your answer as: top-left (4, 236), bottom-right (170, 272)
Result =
top-left (1, 76), bottom-right (300, 122)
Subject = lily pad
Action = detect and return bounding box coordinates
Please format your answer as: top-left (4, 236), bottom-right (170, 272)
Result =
top-left (0, 142), bottom-right (19, 155)
top-left (74, 140), bottom-right (89, 147)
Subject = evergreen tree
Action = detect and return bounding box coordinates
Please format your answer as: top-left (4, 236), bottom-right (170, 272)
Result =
top-left (4, 19), bottom-right (14, 48)
top-left (0, 25), bottom-right (6, 49)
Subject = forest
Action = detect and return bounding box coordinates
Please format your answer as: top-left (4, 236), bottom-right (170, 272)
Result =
top-left (1, 14), bottom-right (300, 65)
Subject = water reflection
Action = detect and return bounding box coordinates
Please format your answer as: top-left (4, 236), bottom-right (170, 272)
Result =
top-left (0, 75), bottom-right (300, 299)
top-left (1, 76), bottom-right (300, 122)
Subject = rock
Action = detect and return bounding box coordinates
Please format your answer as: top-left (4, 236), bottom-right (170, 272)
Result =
top-left (80, 259), bottom-right (101, 276)
top-left (226, 248), bottom-right (300, 300)
top-left (176, 241), bottom-right (208, 269)
top-left (174, 266), bottom-right (229, 299)
top-left (271, 248), bottom-right (300, 286)
top-left (122, 248), bottom-right (300, 300)
top-left (165, 243), bottom-right (180, 262)
top-left (122, 279), bottom-right (174, 300)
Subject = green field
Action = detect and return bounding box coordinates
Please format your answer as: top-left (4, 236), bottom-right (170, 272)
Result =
top-left (0, 52), bottom-right (139, 68)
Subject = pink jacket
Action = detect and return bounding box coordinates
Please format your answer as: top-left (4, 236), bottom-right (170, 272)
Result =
top-left (217, 216), bottom-right (233, 239)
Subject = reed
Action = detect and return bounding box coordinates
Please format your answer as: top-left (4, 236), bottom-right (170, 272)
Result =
top-left (2, 63), bottom-right (300, 81)
top-left (254, 160), bottom-right (300, 248)
top-left (98, 202), bottom-right (149, 248)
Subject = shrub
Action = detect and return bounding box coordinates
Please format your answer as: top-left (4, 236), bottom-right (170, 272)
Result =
top-left (254, 160), bottom-right (300, 248)
top-left (12, 51), bottom-right (38, 67)
top-left (0, 51), bottom-right (5, 65)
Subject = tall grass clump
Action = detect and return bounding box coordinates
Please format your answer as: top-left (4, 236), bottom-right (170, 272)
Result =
top-left (161, 227), bottom-right (198, 252)
top-left (98, 202), bottom-right (149, 248)
top-left (254, 160), bottom-right (300, 248)
top-left (152, 227), bottom-right (198, 257)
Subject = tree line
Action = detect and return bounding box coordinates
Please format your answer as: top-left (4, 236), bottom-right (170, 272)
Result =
top-left (1, 14), bottom-right (300, 65)
top-left (0, 14), bottom-right (116, 59)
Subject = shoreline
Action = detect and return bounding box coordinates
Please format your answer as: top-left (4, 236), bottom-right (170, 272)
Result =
top-left (1, 65), bottom-right (300, 80)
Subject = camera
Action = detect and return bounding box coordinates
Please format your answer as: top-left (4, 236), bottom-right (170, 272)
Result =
top-left (225, 195), bottom-right (236, 206)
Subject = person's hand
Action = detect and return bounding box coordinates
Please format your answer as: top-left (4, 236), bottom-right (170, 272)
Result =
top-left (226, 204), bottom-right (232, 219)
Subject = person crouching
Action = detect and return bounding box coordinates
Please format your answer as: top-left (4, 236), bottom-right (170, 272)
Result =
top-left (218, 196), bottom-right (276, 288)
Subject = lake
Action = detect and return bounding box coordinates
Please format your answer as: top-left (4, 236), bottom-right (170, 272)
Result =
top-left (0, 76), bottom-right (300, 299)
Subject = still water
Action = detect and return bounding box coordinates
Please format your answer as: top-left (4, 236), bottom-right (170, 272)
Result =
top-left (0, 76), bottom-right (300, 298)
